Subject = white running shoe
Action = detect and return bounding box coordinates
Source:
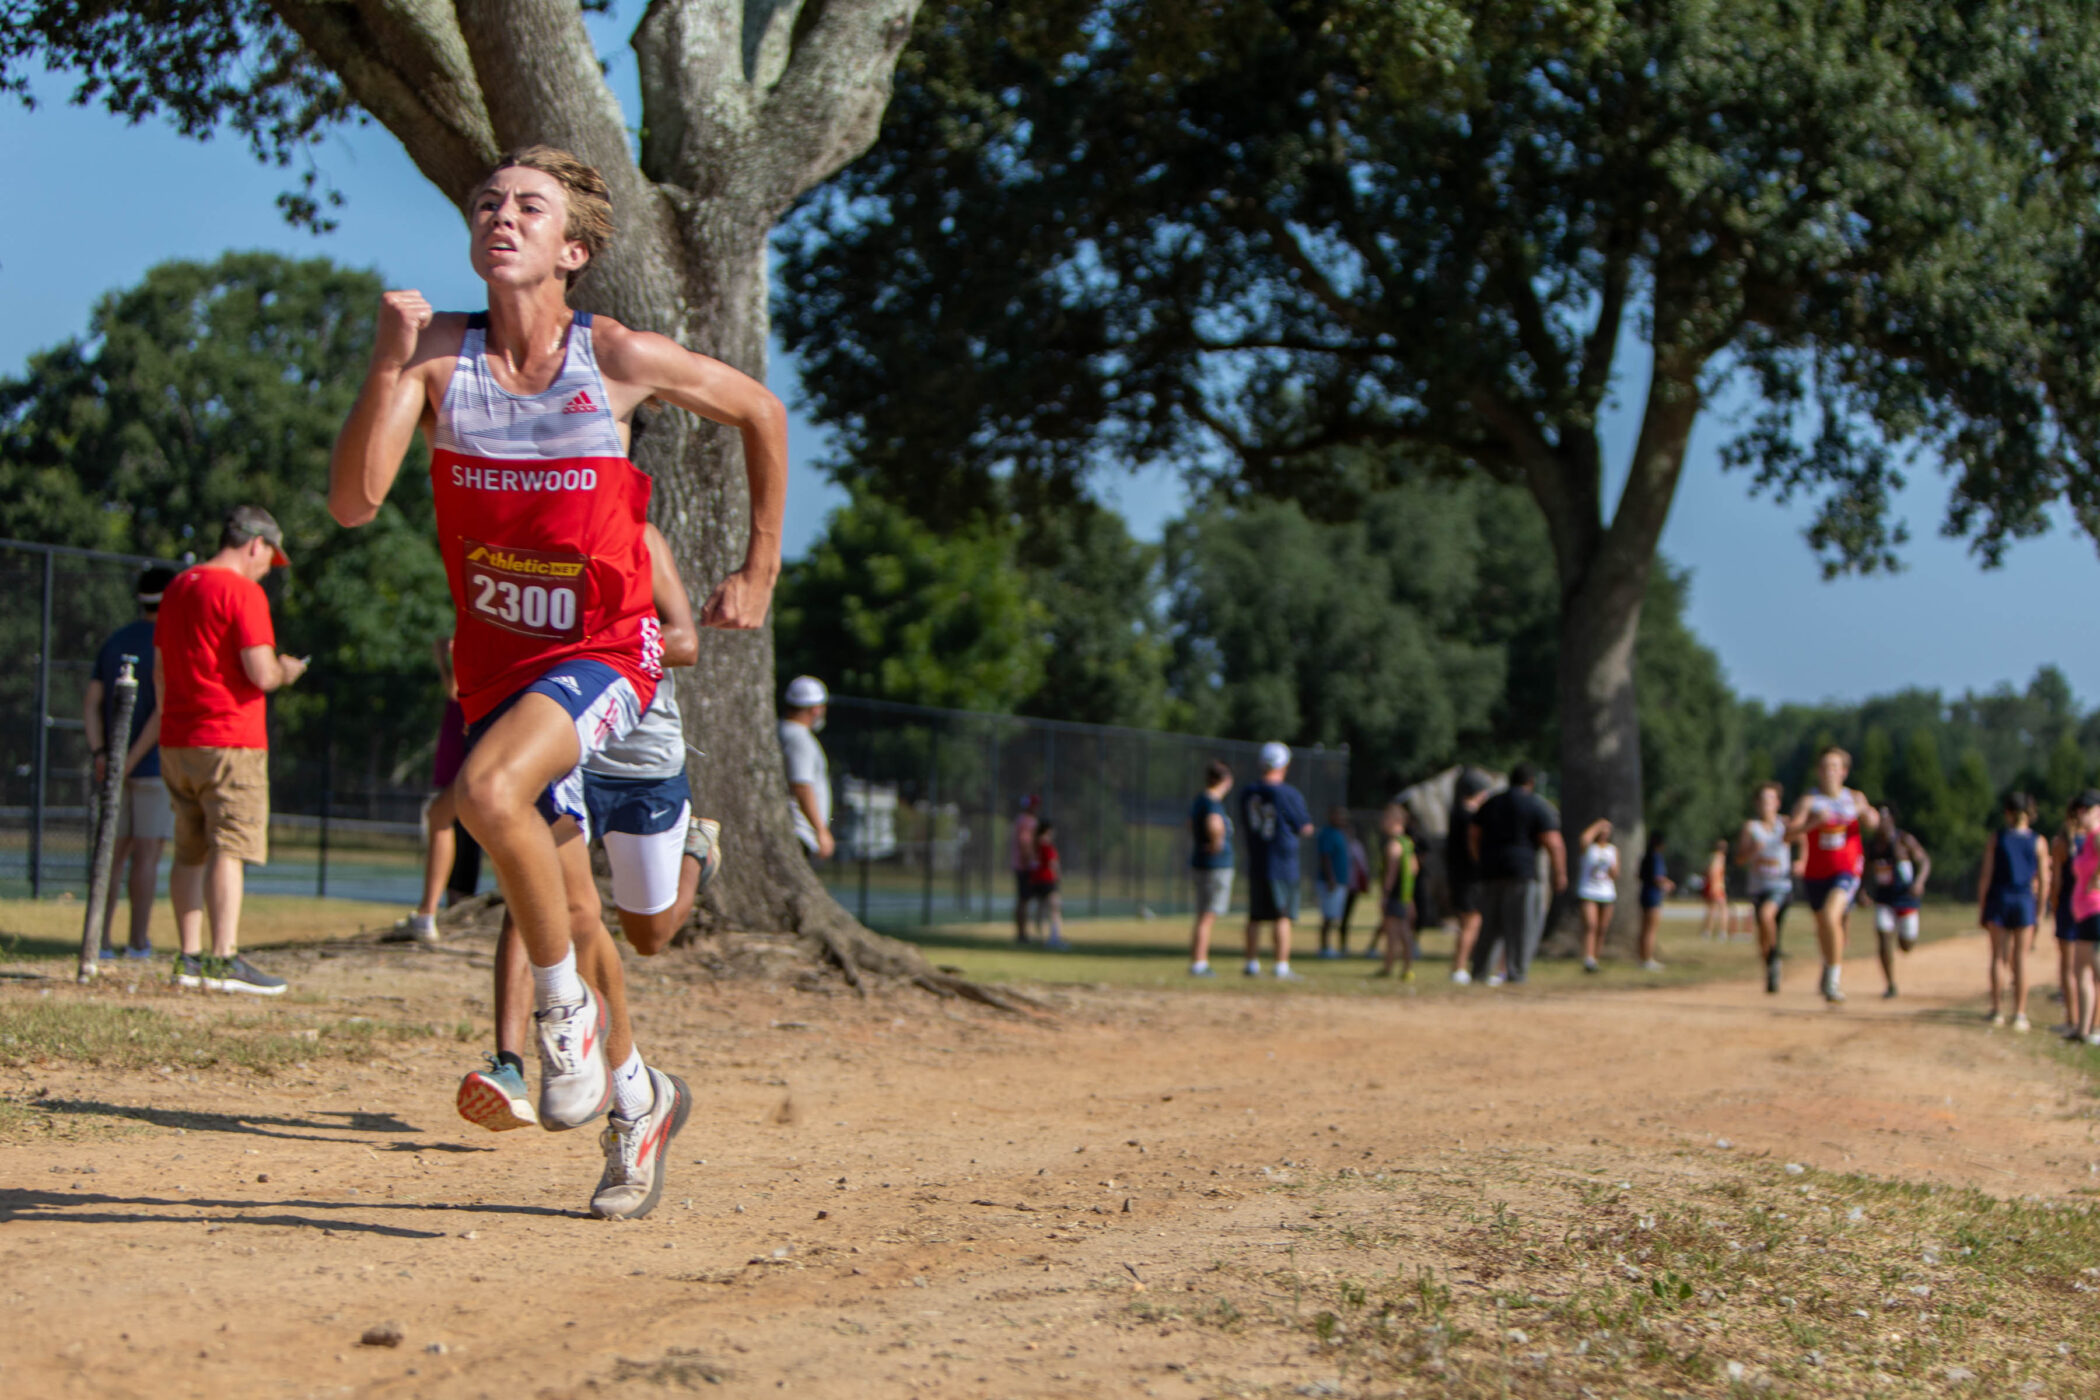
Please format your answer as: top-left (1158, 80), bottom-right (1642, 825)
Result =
top-left (534, 985), bottom-right (612, 1131)
top-left (1640, 959), bottom-right (1665, 973)
top-left (592, 1068), bottom-right (691, 1220)
top-left (1450, 968), bottom-right (1472, 986)
top-left (1485, 973), bottom-right (1506, 988)
top-left (2012, 1014), bottom-right (2032, 1034)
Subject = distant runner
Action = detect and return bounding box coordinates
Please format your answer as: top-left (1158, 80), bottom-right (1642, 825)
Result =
top-left (1861, 802), bottom-right (1929, 1000)
top-left (1785, 746), bottom-right (1880, 1004)
top-left (1736, 782), bottom-right (1798, 994)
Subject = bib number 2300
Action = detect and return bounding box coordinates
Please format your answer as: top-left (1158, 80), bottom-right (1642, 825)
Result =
top-left (462, 540), bottom-right (586, 642)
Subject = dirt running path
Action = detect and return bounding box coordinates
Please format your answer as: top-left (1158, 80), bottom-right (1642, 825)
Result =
top-left (4, 931), bottom-right (2096, 1398)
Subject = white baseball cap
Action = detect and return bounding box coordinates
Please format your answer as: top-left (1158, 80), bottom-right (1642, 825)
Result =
top-left (1259, 741), bottom-right (1290, 771)
top-left (785, 675), bottom-right (829, 708)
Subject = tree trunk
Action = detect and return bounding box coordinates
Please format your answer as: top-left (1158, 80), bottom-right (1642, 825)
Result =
top-left (1555, 547), bottom-right (1651, 949)
top-left (1537, 349), bottom-right (1705, 950)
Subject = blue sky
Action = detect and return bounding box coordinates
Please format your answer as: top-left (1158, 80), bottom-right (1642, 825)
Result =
top-left (5, 68), bottom-right (2096, 710)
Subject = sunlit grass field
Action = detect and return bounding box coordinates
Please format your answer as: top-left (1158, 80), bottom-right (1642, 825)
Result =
top-left (882, 899), bottom-right (1990, 998)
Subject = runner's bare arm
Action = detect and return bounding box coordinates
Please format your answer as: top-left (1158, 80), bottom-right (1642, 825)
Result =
top-left (1782, 794), bottom-right (1815, 840)
top-left (594, 326), bottom-right (787, 628)
top-left (1854, 792), bottom-right (1882, 834)
top-left (1908, 834), bottom-right (1931, 898)
top-left (644, 523), bottom-right (698, 668)
top-left (329, 292), bottom-right (445, 527)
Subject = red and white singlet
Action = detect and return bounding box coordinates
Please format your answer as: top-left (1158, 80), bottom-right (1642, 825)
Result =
top-left (1801, 790), bottom-right (1864, 881)
top-left (430, 312), bottom-right (662, 723)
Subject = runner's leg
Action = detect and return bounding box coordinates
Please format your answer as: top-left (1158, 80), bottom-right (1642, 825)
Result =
top-left (2077, 943), bottom-right (2099, 1039)
top-left (417, 786), bottom-right (457, 919)
top-left (1875, 908), bottom-right (1897, 992)
top-left (453, 694), bottom-right (586, 977)
top-left (1985, 925), bottom-right (2008, 1018)
top-left (2010, 924), bottom-right (2032, 1023)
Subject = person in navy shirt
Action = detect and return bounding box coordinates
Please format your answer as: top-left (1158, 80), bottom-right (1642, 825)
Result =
top-left (84, 564), bottom-right (178, 959)
top-left (1240, 741), bottom-right (1315, 980)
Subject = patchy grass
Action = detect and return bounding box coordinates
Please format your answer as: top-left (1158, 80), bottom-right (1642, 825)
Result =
top-left (0, 894), bottom-right (392, 964)
top-left (890, 902), bottom-right (1981, 998)
top-left (0, 999), bottom-right (456, 1074)
top-left (1137, 1158), bottom-right (2100, 1397)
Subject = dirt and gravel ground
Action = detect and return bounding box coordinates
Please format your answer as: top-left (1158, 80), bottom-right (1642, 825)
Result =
top-left (4, 920), bottom-right (2099, 1399)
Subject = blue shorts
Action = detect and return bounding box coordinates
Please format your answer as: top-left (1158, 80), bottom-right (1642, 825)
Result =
top-left (583, 771), bottom-right (692, 840)
top-left (1984, 891), bottom-right (2038, 929)
top-left (464, 658), bottom-right (646, 839)
top-left (1639, 887), bottom-right (1665, 910)
top-left (2059, 898), bottom-right (2079, 940)
top-left (1802, 873), bottom-right (1859, 912)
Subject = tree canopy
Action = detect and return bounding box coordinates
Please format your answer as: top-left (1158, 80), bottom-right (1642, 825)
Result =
top-left (777, 0), bottom-right (2100, 870)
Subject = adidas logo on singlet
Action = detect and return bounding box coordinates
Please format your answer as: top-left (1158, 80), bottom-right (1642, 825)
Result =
top-left (561, 390), bottom-right (597, 415)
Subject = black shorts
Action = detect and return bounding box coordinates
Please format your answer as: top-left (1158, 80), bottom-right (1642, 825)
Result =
top-left (1014, 871), bottom-right (1035, 900)
top-left (1752, 886), bottom-right (1791, 913)
top-left (1382, 893), bottom-right (1415, 924)
top-left (2077, 915), bottom-right (2100, 944)
top-left (1449, 880), bottom-right (1480, 916)
top-left (1249, 876), bottom-right (1301, 924)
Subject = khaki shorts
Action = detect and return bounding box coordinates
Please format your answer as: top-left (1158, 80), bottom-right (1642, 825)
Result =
top-left (115, 776), bottom-right (175, 842)
top-left (161, 747), bottom-right (270, 866)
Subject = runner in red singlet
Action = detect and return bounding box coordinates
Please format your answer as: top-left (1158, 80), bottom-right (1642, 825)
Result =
top-left (328, 146), bottom-right (786, 1219)
top-left (1784, 745), bottom-right (1881, 1004)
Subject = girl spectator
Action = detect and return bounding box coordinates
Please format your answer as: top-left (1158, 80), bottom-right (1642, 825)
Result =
top-left (2064, 791), bottom-right (2100, 1045)
top-left (1315, 808), bottom-right (1354, 958)
top-left (1699, 839), bottom-right (1732, 940)
top-left (2048, 795), bottom-right (2088, 1035)
top-left (1637, 832), bottom-right (1675, 972)
top-left (1574, 819), bottom-right (1619, 973)
top-left (1977, 791), bottom-right (2049, 1031)
top-left (1032, 820), bottom-right (1066, 950)
top-left (1375, 803), bottom-right (1419, 981)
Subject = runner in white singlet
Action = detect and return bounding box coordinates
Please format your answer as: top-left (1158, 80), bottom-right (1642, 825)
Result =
top-left (1736, 781), bottom-right (1799, 994)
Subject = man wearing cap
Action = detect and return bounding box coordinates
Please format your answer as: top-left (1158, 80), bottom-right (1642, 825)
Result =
top-left (1241, 742), bottom-right (1315, 979)
top-left (141, 507), bottom-right (307, 994)
top-left (780, 676), bottom-right (834, 860)
top-left (83, 564), bottom-right (179, 960)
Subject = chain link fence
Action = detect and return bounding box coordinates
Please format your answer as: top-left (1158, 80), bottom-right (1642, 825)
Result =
top-left (2, 540), bottom-right (1349, 923)
top-left (811, 696), bottom-right (1350, 929)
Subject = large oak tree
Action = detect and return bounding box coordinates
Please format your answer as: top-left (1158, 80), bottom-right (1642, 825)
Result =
top-left (5, 2), bottom-right (961, 980)
top-left (777, 1), bottom-right (2100, 913)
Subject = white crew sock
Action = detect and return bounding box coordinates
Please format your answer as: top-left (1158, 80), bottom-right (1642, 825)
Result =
top-left (531, 948), bottom-right (586, 1011)
top-left (612, 1048), bottom-right (651, 1120)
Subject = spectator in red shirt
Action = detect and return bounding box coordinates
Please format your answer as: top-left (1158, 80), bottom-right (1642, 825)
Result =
top-left (136, 507), bottom-right (308, 995)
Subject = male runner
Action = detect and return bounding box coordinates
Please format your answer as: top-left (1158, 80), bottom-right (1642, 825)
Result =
top-left (458, 524), bottom-right (723, 1146)
top-left (1784, 747), bottom-right (1880, 1004)
top-left (1736, 782), bottom-right (1798, 993)
top-left (329, 146), bottom-right (786, 1218)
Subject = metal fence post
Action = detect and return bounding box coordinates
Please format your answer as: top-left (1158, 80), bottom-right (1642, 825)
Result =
top-left (317, 681), bottom-right (334, 898)
top-left (1091, 731), bottom-right (1105, 917)
top-left (921, 726), bottom-right (938, 926)
top-left (30, 547), bottom-right (54, 897)
top-left (983, 725), bottom-right (997, 922)
top-left (856, 718), bottom-right (873, 925)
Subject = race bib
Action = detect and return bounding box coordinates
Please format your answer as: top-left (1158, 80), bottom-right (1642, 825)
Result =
top-left (1817, 829), bottom-right (1847, 851)
top-left (462, 540), bottom-right (586, 642)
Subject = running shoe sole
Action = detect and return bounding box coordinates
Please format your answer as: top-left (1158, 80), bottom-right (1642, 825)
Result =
top-left (457, 1070), bottom-right (540, 1132)
top-left (592, 1072), bottom-right (691, 1221)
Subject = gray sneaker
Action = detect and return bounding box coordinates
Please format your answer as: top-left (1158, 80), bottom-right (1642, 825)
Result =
top-left (172, 953), bottom-right (205, 989)
top-left (591, 1068), bottom-right (691, 1220)
top-left (206, 955), bottom-right (287, 996)
top-left (685, 817), bottom-right (723, 894)
top-left (534, 985), bottom-right (612, 1131)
